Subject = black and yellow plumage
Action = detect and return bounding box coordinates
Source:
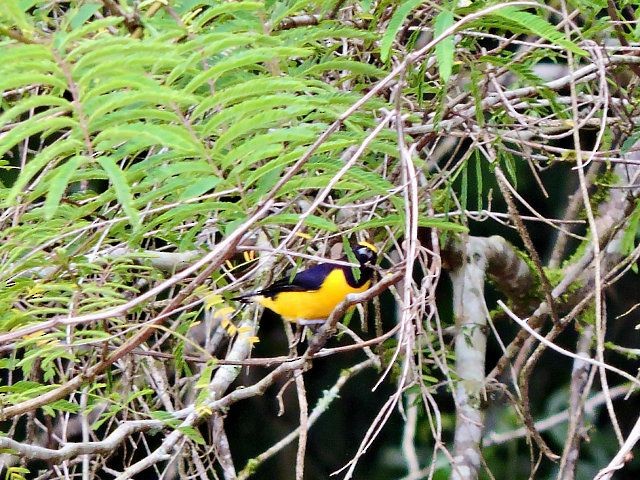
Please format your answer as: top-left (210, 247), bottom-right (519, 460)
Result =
top-left (234, 242), bottom-right (377, 325)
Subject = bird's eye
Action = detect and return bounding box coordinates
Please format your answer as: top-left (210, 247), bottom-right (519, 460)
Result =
top-left (354, 246), bottom-right (375, 263)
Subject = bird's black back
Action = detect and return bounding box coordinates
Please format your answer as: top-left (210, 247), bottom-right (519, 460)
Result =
top-left (257, 260), bottom-right (373, 298)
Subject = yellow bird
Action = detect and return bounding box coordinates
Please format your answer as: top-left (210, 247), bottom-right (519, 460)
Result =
top-left (234, 242), bottom-right (377, 325)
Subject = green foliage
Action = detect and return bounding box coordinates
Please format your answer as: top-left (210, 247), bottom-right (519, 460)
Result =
top-left (379, 0), bottom-right (424, 62)
top-left (0, 4), bottom-right (430, 460)
top-left (4, 467), bottom-right (31, 480)
top-left (622, 199), bottom-right (640, 272)
top-left (434, 7), bottom-right (455, 82)
top-left (488, 7), bottom-right (587, 56)
top-left (583, 168), bottom-right (619, 219)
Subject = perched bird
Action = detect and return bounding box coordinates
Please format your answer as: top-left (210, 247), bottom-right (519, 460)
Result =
top-left (234, 242), bottom-right (377, 325)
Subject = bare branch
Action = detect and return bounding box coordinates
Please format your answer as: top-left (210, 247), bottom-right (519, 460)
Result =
top-left (0, 421), bottom-right (161, 463)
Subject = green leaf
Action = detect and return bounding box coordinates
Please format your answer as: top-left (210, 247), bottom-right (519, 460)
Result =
top-left (0, 0), bottom-right (33, 34)
top-left (189, 1), bottom-right (264, 30)
top-left (621, 199), bottom-right (640, 257)
top-left (227, 126), bottom-right (318, 172)
top-left (0, 69), bottom-right (66, 91)
top-left (480, 55), bottom-right (543, 86)
top-left (492, 7), bottom-right (587, 56)
top-left (94, 124), bottom-right (203, 156)
top-left (92, 404), bottom-right (122, 431)
top-left (55, 17), bottom-right (123, 50)
top-left (211, 106), bottom-right (315, 155)
top-left (621, 133), bottom-right (640, 154)
top-left (3, 138), bottom-right (83, 207)
top-left (469, 67), bottom-right (485, 126)
top-left (460, 160), bottom-right (468, 216)
top-left (44, 399), bottom-right (81, 416)
top-left (259, 213), bottom-right (339, 232)
top-left (178, 177), bottom-right (223, 201)
top-left (44, 155), bottom-right (87, 219)
top-left (192, 77), bottom-right (307, 118)
top-left (360, 0), bottom-right (373, 11)
top-left (125, 388), bottom-right (155, 405)
top-left (0, 95), bottom-right (71, 126)
top-left (501, 152), bottom-right (518, 188)
top-left (379, 0), bottom-right (424, 63)
top-left (475, 150), bottom-right (483, 210)
top-left (6, 467), bottom-right (29, 474)
top-left (195, 362), bottom-right (216, 390)
top-left (85, 89), bottom-right (198, 126)
top-left (148, 411), bottom-right (181, 430)
top-left (184, 47), bottom-right (311, 93)
top-left (178, 425), bottom-right (206, 445)
top-left (349, 214), bottom-right (468, 233)
top-left (301, 60), bottom-right (386, 77)
top-left (69, 2), bottom-right (102, 29)
top-left (434, 9), bottom-right (455, 82)
top-left (0, 116), bottom-right (77, 161)
top-left (255, 165), bottom-right (284, 198)
top-left (96, 157), bottom-right (141, 229)
top-left (200, 94), bottom-right (309, 138)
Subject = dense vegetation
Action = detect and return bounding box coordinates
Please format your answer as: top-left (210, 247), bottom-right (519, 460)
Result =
top-left (1, 1), bottom-right (639, 479)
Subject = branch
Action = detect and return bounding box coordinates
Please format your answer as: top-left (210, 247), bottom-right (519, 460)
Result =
top-left (0, 420), bottom-right (161, 463)
top-left (594, 414), bottom-right (640, 480)
top-left (498, 301), bottom-right (640, 387)
top-left (489, 156), bottom-right (640, 380)
top-left (105, 270), bottom-right (401, 479)
top-left (0, 26), bottom-right (38, 44)
top-left (557, 326), bottom-right (595, 479)
top-left (237, 359), bottom-right (374, 479)
top-left (0, 203), bottom-right (271, 421)
top-left (13, 248), bottom-right (202, 279)
top-left (405, 55), bottom-right (640, 136)
top-left (448, 237), bottom-right (489, 480)
top-left (113, 317), bottom-right (257, 480)
top-left (443, 234), bottom-right (538, 312)
top-left (483, 384), bottom-right (633, 446)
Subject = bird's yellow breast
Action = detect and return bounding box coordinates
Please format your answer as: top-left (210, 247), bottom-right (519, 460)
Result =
top-left (257, 268), bottom-right (370, 322)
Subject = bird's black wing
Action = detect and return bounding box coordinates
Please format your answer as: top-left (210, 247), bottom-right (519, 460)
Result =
top-left (257, 262), bottom-right (337, 298)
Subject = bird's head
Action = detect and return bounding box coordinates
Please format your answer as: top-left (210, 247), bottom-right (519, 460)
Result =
top-left (353, 241), bottom-right (378, 266)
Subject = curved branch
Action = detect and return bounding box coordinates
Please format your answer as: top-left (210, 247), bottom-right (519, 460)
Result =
top-left (0, 420), bottom-right (161, 463)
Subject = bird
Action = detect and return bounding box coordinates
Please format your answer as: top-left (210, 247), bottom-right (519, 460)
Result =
top-left (234, 242), bottom-right (378, 325)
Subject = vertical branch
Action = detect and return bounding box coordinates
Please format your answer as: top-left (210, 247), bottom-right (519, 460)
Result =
top-left (284, 322), bottom-right (308, 480)
top-left (236, 359), bottom-right (375, 480)
top-left (394, 74), bottom-right (422, 472)
top-left (212, 415), bottom-right (236, 480)
top-left (402, 392), bottom-right (421, 477)
top-left (294, 370), bottom-right (308, 480)
top-left (80, 387), bottom-right (91, 480)
top-left (449, 237), bottom-right (489, 480)
top-left (557, 326), bottom-right (594, 480)
top-left (560, 0), bottom-right (624, 448)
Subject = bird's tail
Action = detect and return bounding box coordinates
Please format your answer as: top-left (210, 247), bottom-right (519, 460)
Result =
top-left (231, 292), bottom-right (261, 304)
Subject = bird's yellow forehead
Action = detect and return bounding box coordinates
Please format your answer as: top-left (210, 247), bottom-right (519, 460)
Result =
top-left (357, 241), bottom-right (378, 253)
